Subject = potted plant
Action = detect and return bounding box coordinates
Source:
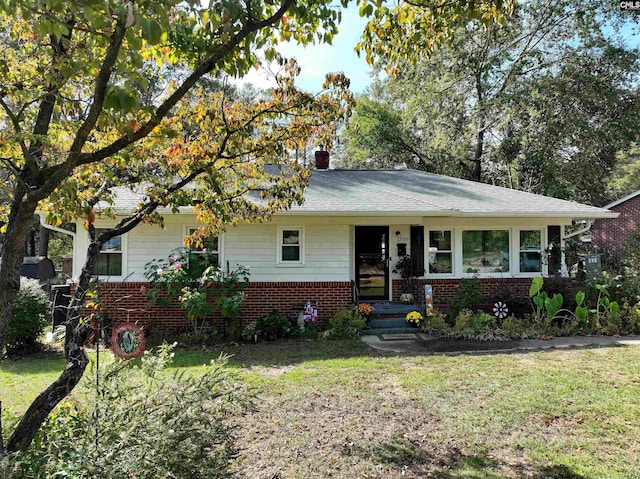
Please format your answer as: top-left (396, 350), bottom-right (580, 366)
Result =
top-left (405, 310), bottom-right (424, 327)
top-left (354, 303), bottom-right (374, 320)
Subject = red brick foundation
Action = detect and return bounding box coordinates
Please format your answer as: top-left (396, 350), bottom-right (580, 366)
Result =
top-left (79, 281), bottom-right (353, 332)
top-left (392, 277), bottom-right (532, 311)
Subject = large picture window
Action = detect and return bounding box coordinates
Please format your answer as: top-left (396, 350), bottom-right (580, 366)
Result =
top-left (462, 230), bottom-right (509, 274)
top-left (277, 226), bottom-right (304, 265)
top-left (94, 229), bottom-right (123, 276)
top-left (428, 230), bottom-right (453, 274)
top-left (519, 230), bottom-right (542, 273)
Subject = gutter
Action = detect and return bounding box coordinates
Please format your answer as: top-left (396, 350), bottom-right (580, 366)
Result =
top-left (563, 219), bottom-right (593, 240)
top-left (39, 214), bottom-right (76, 238)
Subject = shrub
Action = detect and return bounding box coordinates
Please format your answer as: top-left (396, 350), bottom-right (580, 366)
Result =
top-left (255, 309), bottom-right (298, 341)
top-left (587, 271), bottom-right (640, 307)
top-left (7, 344), bottom-right (251, 479)
top-left (144, 248), bottom-right (250, 339)
top-left (5, 278), bottom-right (50, 356)
top-left (607, 302), bottom-right (640, 335)
top-left (421, 310), bottom-right (453, 336)
top-left (323, 309), bottom-right (366, 339)
top-left (492, 284), bottom-right (531, 318)
top-left (449, 277), bottom-right (483, 320)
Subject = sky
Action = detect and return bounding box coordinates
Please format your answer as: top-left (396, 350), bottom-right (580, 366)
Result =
top-left (237, 6), bottom-right (376, 94)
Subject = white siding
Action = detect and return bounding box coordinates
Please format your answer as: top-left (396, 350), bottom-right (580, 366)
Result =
top-left (71, 214), bottom-right (567, 283)
top-left (73, 216), bottom-right (352, 282)
top-left (224, 223), bottom-right (351, 282)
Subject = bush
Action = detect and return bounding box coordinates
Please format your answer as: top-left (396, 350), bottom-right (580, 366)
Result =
top-left (5, 278), bottom-right (50, 356)
top-left (587, 271), bottom-right (640, 306)
top-left (250, 309), bottom-right (298, 342)
top-left (597, 302), bottom-right (640, 336)
top-left (144, 249), bottom-right (250, 339)
top-left (7, 344), bottom-right (251, 479)
top-left (454, 309), bottom-right (496, 332)
top-left (323, 309), bottom-right (366, 339)
top-left (448, 277), bottom-right (483, 320)
top-left (492, 284), bottom-right (531, 319)
top-left (421, 310), bottom-right (453, 336)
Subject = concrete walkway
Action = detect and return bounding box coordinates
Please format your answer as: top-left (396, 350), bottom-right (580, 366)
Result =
top-left (361, 333), bottom-right (640, 355)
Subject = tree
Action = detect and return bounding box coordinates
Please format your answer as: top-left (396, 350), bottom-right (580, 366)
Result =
top-left (340, 0), bottom-right (640, 193)
top-left (0, 0), bottom-right (515, 454)
top-left (0, 0), bottom-right (347, 356)
top-left (6, 59), bottom-right (353, 452)
top-left (0, 0), bottom-right (352, 453)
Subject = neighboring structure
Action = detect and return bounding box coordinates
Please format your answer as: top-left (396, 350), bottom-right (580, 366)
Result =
top-left (46, 159), bottom-right (617, 330)
top-left (591, 190), bottom-right (640, 261)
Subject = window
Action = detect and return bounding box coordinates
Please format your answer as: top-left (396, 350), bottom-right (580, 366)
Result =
top-left (519, 230), bottom-right (542, 273)
top-left (187, 227), bottom-right (219, 275)
top-left (462, 230), bottom-right (510, 274)
top-left (277, 226), bottom-right (304, 265)
top-left (94, 229), bottom-right (122, 276)
top-left (428, 230), bottom-right (453, 274)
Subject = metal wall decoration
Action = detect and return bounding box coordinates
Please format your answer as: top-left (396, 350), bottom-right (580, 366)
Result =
top-left (110, 322), bottom-right (146, 359)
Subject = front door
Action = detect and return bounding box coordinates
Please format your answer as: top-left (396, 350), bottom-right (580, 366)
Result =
top-left (355, 226), bottom-right (389, 300)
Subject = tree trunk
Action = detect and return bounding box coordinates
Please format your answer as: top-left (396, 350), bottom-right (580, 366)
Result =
top-left (0, 190), bottom-right (38, 354)
top-left (472, 126), bottom-right (484, 182)
top-left (5, 240), bottom-right (101, 452)
top-left (472, 73), bottom-right (485, 183)
top-left (38, 226), bottom-right (50, 257)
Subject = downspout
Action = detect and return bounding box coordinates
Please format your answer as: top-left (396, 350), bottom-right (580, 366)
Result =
top-left (560, 219), bottom-right (593, 278)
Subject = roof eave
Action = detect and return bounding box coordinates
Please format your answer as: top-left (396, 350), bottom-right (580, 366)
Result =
top-left (604, 190), bottom-right (640, 209)
top-left (278, 210), bottom-right (619, 219)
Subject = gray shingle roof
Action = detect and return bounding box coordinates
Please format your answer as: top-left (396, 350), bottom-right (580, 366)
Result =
top-left (282, 169), bottom-right (616, 218)
top-left (99, 169), bottom-right (617, 219)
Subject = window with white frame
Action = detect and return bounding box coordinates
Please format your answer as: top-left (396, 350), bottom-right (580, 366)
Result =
top-left (462, 230), bottom-right (510, 274)
top-left (428, 230), bottom-right (453, 274)
top-left (94, 229), bottom-right (123, 276)
top-left (187, 227), bottom-right (220, 273)
top-left (519, 230), bottom-right (542, 273)
top-left (278, 227), bottom-right (304, 265)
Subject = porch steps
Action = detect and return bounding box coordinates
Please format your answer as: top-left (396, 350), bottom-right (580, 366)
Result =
top-left (361, 301), bottom-right (422, 336)
top-left (362, 318), bottom-right (420, 336)
top-left (364, 301), bottom-right (422, 317)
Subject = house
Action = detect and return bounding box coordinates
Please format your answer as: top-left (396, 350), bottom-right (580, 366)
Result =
top-left (47, 159), bottom-right (617, 329)
top-left (591, 190), bottom-right (640, 262)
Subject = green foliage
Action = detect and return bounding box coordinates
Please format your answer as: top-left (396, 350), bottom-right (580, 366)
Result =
top-left (144, 248), bottom-right (249, 338)
top-left (529, 276), bottom-right (544, 297)
top-left (341, 0), bottom-right (640, 197)
top-left (621, 225), bottom-right (640, 273)
top-left (323, 309), bottom-right (366, 339)
top-left (7, 344), bottom-right (251, 479)
top-left (448, 277), bottom-right (483, 320)
top-left (392, 255), bottom-right (415, 279)
top-left (251, 309), bottom-right (298, 342)
top-left (5, 278), bottom-right (50, 356)
top-left (454, 309), bottom-right (495, 332)
top-left (421, 310), bottom-right (453, 336)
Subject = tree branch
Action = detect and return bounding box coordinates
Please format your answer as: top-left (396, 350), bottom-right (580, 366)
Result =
top-left (68, 18), bottom-right (127, 156)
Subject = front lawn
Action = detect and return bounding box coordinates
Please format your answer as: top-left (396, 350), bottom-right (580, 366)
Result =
top-left (2, 340), bottom-right (639, 478)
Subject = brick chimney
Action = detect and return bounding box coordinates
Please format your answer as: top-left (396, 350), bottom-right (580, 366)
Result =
top-left (314, 150), bottom-right (329, 169)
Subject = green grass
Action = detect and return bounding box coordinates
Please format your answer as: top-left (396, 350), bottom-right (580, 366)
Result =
top-left (2, 341), bottom-right (640, 478)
